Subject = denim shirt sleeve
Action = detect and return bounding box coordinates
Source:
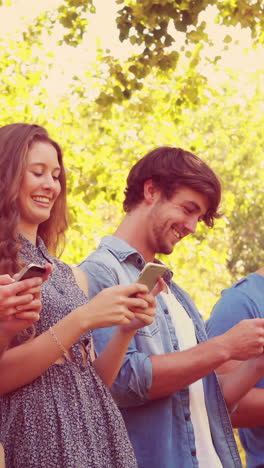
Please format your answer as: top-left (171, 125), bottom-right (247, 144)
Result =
top-left (79, 258), bottom-right (153, 407)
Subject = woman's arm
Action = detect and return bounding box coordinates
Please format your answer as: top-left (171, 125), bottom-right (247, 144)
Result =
top-left (92, 307), bottom-right (156, 388)
top-left (74, 267), bottom-right (158, 388)
top-left (0, 276), bottom-right (153, 394)
top-left (0, 305), bottom-right (92, 394)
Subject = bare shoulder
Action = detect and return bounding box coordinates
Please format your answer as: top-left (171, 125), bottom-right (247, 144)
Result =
top-left (71, 266), bottom-right (89, 297)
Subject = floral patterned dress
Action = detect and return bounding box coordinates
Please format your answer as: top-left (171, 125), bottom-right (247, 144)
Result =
top-left (0, 236), bottom-right (137, 468)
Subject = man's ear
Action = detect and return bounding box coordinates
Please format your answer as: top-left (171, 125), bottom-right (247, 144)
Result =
top-left (143, 179), bottom-right (160, 204)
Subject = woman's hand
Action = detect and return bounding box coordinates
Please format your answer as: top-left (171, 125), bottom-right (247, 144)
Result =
top-left (0, 276), bottom-right (42, 341)
top-left (85, 283), bottom-right (155, 330)
top-left (120, 277), bottom-right (164, 332)
top-left (0, 275), bottom-right (41, 320)
top-left (0, 263), bottom-right (52, 336)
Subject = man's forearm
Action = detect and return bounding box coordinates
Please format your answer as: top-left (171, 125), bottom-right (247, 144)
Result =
top-left (219, 359), bottom-right (264, 412)
top-left (149, 336), bottom-right (230, 400)
top-left (149, 318), bottom-right (264, 400)
top-left (231, 388), bottom-right (264, 427)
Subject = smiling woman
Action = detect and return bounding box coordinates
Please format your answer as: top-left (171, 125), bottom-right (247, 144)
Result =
top-left (17, 141), bottom-right (62, 244)
top-left (0, 122), bottom-right (159, 468)
top-left (0, 124), bottom-right (67, 275)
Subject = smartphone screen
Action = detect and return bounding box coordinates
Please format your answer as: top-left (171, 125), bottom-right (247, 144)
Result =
top-left (16, 263), bottom-right (46, 282)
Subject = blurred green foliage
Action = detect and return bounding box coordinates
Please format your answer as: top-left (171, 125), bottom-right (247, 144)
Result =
top-left (1, 3), bottom-right (264, 464)
top-left (9, 0), bottom-right (264, 109)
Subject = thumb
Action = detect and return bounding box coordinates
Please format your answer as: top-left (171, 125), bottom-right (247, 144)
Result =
top-left (0, 274), bottom-right (14, 285)
top-left (151, 277), bottom-right (165, 296)
top-left (43, 263), bottom-right (52, 282)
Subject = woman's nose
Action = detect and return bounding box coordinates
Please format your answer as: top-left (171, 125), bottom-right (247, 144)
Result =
top-left (41, 174), bottom-right (56, 189)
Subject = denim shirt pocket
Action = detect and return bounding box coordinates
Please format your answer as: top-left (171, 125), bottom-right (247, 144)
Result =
top-left (136, 321), bottom-right (159, 337)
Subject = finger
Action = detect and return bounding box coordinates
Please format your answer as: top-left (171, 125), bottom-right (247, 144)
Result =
top-left (125, 297), bottom-right (148, 309)
top-left (134, 313), bottom-right (155, 325)
top-left (2, 293), bottom-right (34, 308)
top-left (134, 307), bottom-right (156, 318)
top-left (33, 291), bottom-right (41, 301)
top-left (17, 286), bottom-right (42, 297)
top-left (16, 286), bottom-right (42, 303)
top-left (151, 277), bottom-right (165, 296)
top-left (143, 293), bottom-right (156, 307)
top-left (134, 292), bottom-right (156, 306)
top-left (1, 296), bottom-right (41, 317)
top-left (0, 275), bottom-right (14, 286)
top-left (42, 263), bottom-right (52, 282)
top-left (2, 307), bottom-right (18, 318)
top-left (16, 299), bottom-right (42, 312)
top-left (14, 311), bottom-right (40, 322)
top-left (0, 309), bottom-right (16, 320)
top-left (11, 277), bottom-right (43, 294)
top-left (124, 310), bottom-right (135, 321)
top-left (122, 283), bottom-right (149, 296)
top-left (121, 316), bottom-right (134, 325)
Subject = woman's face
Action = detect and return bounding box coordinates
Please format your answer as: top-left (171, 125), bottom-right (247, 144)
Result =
top-left (17, 141), bottom-right (61, 234)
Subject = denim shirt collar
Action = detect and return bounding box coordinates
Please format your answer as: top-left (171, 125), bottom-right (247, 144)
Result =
top-left (99, 235), bottom-right (173, 284)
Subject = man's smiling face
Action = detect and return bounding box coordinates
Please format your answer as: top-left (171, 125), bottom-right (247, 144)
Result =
top-left (147, 186), bottom-right (208, 256)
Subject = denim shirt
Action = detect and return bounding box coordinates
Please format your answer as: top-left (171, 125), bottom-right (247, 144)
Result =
top-left (79, 236), bottom-right (241, 468)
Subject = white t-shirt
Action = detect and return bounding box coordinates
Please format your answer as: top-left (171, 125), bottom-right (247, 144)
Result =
top-left (160, 290), bottom-right (222, 468)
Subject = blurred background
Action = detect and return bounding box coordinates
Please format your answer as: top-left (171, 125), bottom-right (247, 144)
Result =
top-left (0, 0), bottom-right (263, 319)
top-left (2, 1), bottom-right (264, 463)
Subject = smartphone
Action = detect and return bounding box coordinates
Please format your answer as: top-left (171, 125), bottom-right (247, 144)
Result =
top-left (15, 263), bottom-right (46, 282)
top-left (136, 262), bottom-right (168, 290)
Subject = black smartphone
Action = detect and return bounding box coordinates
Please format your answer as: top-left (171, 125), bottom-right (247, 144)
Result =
top-left (136, 262), bottom-right (168, 290)
top-left (15, 263), bottom-right (46, 282)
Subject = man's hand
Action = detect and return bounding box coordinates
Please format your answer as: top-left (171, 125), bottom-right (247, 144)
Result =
top-left (218, 318), bottom-right (264, 361)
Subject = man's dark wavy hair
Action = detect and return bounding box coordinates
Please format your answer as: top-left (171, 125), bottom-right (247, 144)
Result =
top-left (123, 146), bottom-right (221, 227)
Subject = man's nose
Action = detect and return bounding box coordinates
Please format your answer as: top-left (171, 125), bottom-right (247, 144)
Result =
top-left (184, 217), bottom-right (198, 234)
